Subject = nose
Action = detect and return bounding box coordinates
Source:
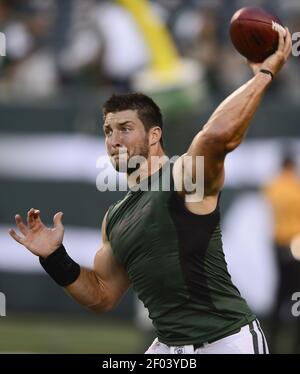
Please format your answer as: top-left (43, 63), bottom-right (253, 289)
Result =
top-left (110, 130), bottom-right (122, 149)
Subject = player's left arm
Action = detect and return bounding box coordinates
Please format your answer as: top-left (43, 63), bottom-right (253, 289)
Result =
top-left (183, 27), bottom-right (292, 197)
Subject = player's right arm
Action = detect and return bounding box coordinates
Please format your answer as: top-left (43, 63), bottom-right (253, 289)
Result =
top-left (9, 208), bottom-right (130, 313)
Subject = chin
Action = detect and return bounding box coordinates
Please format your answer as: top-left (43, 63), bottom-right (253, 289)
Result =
top-left (110, 158), bottom-right (128, 173)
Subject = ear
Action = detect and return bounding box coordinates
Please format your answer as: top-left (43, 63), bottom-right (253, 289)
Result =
top-left (149, 127), bottom-right (162, 146)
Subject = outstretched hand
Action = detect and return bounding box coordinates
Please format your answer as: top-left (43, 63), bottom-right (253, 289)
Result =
top-left (9, 208), bottom-right (64, 259)
top-left (248, 26), bottom-right (292, 77)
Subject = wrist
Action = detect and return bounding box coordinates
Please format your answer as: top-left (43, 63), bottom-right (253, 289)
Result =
top-left (254, 71), bottom-right (273, 89)
top-left (40, 245), bottom-right (62, 260)
top-left (39, 244), bottom-right (80, 287)
top-left (259, 69), bottom-right (274, 82)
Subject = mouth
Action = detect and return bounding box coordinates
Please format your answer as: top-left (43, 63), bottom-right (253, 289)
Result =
top-left (111, 151), bottom-right (128, 158)
top-left (109, 152), bottom-right (130, 173)
top-left (111, 153), bottom-right (127, 158)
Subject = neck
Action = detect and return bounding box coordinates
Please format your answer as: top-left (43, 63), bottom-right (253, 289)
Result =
top-left (127, 148), bottom-right (167, 188)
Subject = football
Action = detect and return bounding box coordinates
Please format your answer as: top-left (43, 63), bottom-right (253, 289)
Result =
top-left (229, 7), bottom-right (285, 63)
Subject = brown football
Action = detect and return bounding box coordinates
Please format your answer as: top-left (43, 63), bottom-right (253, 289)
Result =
top-left (230, 7), bottom-right (284, 63)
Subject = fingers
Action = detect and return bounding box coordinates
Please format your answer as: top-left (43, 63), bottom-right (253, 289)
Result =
top-left (283, 27), bottom-right (292, 59)
top-left (32, 209), bottom-right (42, 224)
top-left (27, 208), bottom-right (41, 229)
top-left (53, 212), bottom-right (64, 229)
top-left (277, 26), bottom-right (285, 53)
top-left (9, 228), bottom-right (25, 245)
top-left (15, 214), bottom-right (28, 236)
top-left (27, 208), bottom-right (35, 228)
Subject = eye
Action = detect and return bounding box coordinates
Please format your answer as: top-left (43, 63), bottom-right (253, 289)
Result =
top-left (121, 127), bottom-right (131, 133)
top-left (104, 128), bottom-right (112, 136)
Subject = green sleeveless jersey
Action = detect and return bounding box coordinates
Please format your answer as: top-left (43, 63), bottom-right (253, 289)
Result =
top-left (106, 162), bottom-right (255, 345)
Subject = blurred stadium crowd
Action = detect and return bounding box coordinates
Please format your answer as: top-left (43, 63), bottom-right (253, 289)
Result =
top-left (1, 0), bottom-right (300, 99)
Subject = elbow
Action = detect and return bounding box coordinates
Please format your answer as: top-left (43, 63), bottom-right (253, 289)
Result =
top-left (86, 290), bottom-right (116, 314)
top-left (87, 305), bottom-right (104, 314)
top-left (224, 139), bottom-right (242, 153)
top-left (88, 300), bottom-right (116, 314)
top-left (203, 125), bottom-right (242, 153)
top-left (201, 126), bottom-right (230, 151)
top-left (224, 131), bottom-right (246, 152)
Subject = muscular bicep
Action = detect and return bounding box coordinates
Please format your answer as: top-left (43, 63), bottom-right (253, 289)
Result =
top-left (92, 244), bottom-right (130, 311)
top-left (186, 129), bottom-right (226, 196)
top-left (90, 213), bottom-right (130, 311)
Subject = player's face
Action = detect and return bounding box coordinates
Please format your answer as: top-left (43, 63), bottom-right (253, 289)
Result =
top-left (103, 110), bottom-right (150, 173)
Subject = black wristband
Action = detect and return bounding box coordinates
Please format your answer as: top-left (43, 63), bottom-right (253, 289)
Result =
top-left (39, 244), bottom-right (80, 287)
top-left (260, 69), bottom-right (274, 81)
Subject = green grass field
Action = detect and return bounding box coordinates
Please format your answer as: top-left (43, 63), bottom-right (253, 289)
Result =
top-left (0, 314), bottom-right (146, 353)
top-left (0, 314), bottom-right (297, 354)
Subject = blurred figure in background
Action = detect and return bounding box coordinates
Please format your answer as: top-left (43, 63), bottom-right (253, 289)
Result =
top-left (0, 0), bottom-right (58, 98)
top-left (263, 155), bottom-right (300, 353)
top-left (59, 0), bottom-right (150, 92)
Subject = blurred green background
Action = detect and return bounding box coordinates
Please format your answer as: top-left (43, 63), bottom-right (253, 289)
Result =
top-left (0, 315), bottom-right (143, 354)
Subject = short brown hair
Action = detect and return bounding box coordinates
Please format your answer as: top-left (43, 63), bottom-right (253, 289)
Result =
top-left (103, 93), bottom-right (164, 148)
